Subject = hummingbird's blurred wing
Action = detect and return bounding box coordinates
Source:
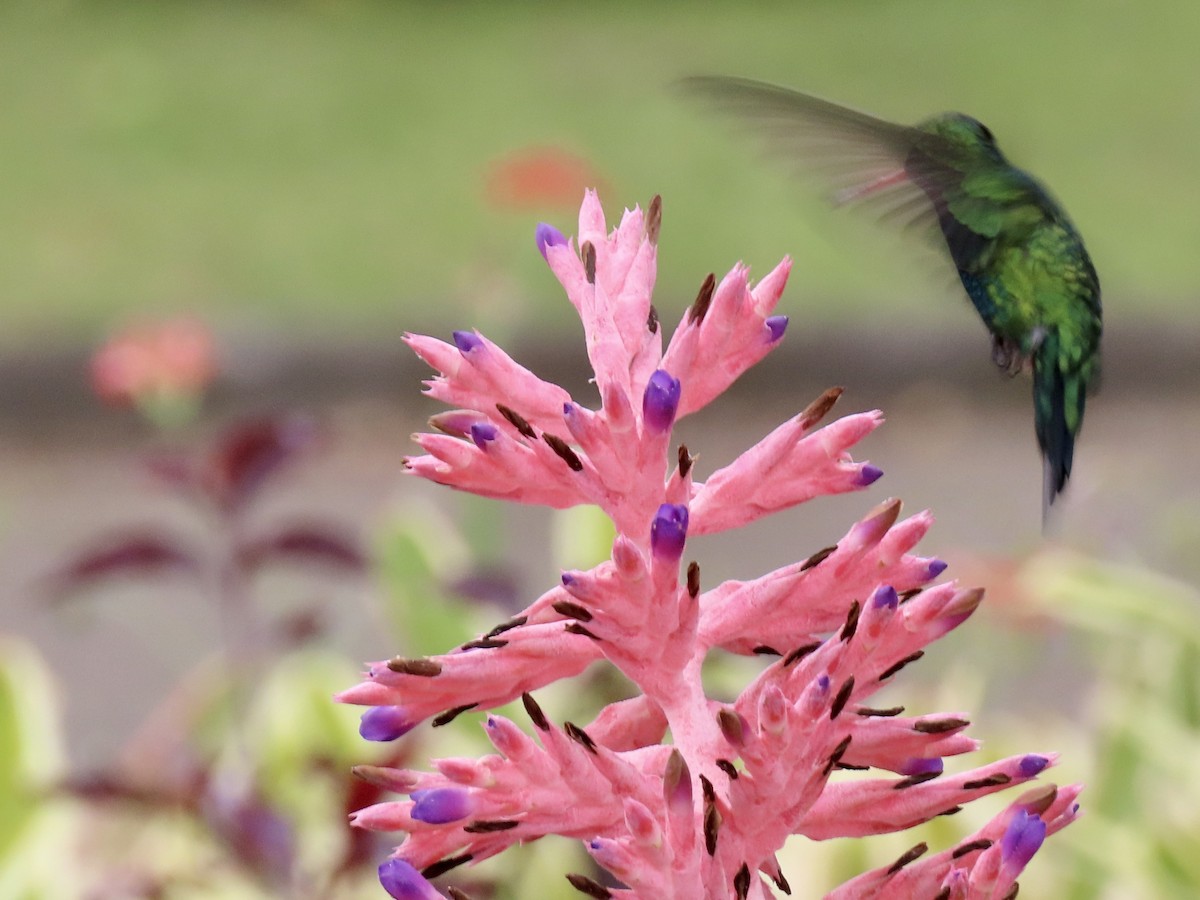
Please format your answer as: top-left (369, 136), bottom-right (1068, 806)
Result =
top-left (680, 76), bottom-right (961, 241)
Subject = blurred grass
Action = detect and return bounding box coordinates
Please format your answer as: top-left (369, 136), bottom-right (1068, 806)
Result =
top-left (3, 0), bottom-right (1198, 347)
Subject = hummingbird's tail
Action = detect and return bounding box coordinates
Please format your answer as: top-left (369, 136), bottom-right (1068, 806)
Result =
top-left (1033, 330), bottom-right (1085, 517)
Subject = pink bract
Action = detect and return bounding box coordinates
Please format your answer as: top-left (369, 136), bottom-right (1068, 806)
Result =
top-left (341, 191), bottom-right (1079, 899)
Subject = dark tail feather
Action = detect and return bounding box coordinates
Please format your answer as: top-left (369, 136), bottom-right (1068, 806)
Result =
top-left (1033, 335), bottom-right (1079, 519)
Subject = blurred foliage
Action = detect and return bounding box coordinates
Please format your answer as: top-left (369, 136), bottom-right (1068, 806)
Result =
top-left (9, 471), bottom-right (1200, 896)
top-left (2, 0), bottom-right (1198, 346)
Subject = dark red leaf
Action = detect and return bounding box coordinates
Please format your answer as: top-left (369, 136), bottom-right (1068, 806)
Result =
top-left (209, 416), bottom-right (318, 509)
top-left (237, 524), bottom-right (367, 574)
top-left (49, 534), bottom-right (203, 600)
top-left (336, 748), bottom-right (412, 876)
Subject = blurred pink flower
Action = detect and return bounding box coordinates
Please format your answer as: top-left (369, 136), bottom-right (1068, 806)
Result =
top-left (341, 192), bottom-right (1080, 898)
top-left (91, 316), bottom-right (215, 422)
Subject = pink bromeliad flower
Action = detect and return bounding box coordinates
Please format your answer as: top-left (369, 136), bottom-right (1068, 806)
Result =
top-left (339, 191), bottom-right (1081, 899)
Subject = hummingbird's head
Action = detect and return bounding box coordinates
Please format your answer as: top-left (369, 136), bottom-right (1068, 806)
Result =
top-left (915, 112), bottom-right (1004, 161)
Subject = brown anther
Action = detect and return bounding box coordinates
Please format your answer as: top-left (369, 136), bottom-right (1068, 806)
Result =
top-left (771, 869), bottom-right (792, 895)
top-left (582, 242), bottom-right (597, 284)
top-left (963, 773), bottom-right (1011, 790)
top-left (486, 615), bottom-right (528, 638)
top-left (830, 676), bottom-right (855, 719)
top-left (886, 842), bottom-right (928, 874)
top-left (801, 545), bottom-right (837, 571)
top-left (703, 798), bottom-right (721, 856)
top-left (839, 599), bottom-right (861, 642)
top-left (689, 273), bottom-right (716, 324)
top-left (878, 650), bottom-right (924, 681)
top-left (647, 304), bottom-right (660, 334)
top-left (687, 561), bottom-right (701, 598)
top-left (564, 721), bottom-right (598, 754)
top-left (522, 692), bottom-right (549, 731)
top-left (386, 657), bottom-right (442, 677)
top-left (799, 386), bottom-right (844, 429)
top-left (552, 599), bottom-right (594, 622)
top-left (734, 863), bottom-right (751, 899)
top-left (496, 404), bottom-right (536, 438)
top-left (753, 645), bottom-right (781, 656)
top-left (564, 622), bottom-right (601, 640)
top-left (783, 641), bottom-right (821, 667)
top-left (542, 433), bottom-right (584, 471)
top-left (420, 853), bottom-right (473, 879)
top-left (431, 703), bottom-right (477, 727)
top-left (913, 717), bottom-right (969, 734)
top-left (566, 873), bottom-right (611, 899)
top-left (460, 638), bottom-right (507, 651)
top-left (716, 758), bottom-right (739, 779)
top-left (951, 838), bottom-right (993, 859)
top-left (677, 443), bottom-right (695, 479)
top-left (893, 771), bottom-right (941, 790)
top-left (463, 819), bottom-right (520, 833)
top-left (856, 705), bottom-right (905, 717)
top-left (646, 194), bottom-right (663, 244)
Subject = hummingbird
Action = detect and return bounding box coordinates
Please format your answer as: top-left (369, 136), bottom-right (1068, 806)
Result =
top-left (682, 76), bottom-right (1102, 517)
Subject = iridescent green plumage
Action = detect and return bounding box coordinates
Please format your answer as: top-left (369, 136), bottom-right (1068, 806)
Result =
top-left (684, 77), bottom-right (1102, 515)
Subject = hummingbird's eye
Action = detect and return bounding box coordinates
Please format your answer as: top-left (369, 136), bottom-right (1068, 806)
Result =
top-left (977, 122), bottom-right (995, 143)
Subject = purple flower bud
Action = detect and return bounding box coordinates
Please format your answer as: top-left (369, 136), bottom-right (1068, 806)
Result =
top-left (899, 756), bottom-right (944, 777)
top-left (642, 369), bottom-right (682, 434)
top-left (871, 585), bottom-right (899, 610)
top-left (359, 706), bottom-right (414, 742)
top-left (650, 503), bottom-right (689, 561)
top-left (378, 857), bottom-right (439, 899)
top-left (452, 330), bottom-right (482, 354)
top-left (1019, 754), bottom-right (1049, 777)
top-left (410, 787), bottom-right (472, 824)
top-left (535, 222), bottom-right (568, 259)
top-left (470, 422), bottom-right (498, 449)
top-left (925, 558), bottom-right (948, 579)
top-left (764, 315), bottom-right (789, 342)
top-left (1000, 809), bottom-right (1046, 874)
top-left (856, 464), bottom-right (884, 486)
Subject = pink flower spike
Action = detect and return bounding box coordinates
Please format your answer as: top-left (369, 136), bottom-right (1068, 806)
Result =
top-left (342, 192), bottom-right (1078, 897)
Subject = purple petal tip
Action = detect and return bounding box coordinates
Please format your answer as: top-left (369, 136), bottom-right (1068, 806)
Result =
top-left (359, 706), bottom-right (414, 742)
top-left (642, 369), bottom-right (682, 434)
top-left (1000, 809), bottom-right (1047, 873)
top-left (410, 787), bottom-right (471, 824)
top-left (765, 315), bottom-right (788, 342)
top-left (872, 585), bottom-right (899, 610)
top-left (470, 422), bottom-right (498, 448)
top-left (856, 464), bottom-right (884, 486)
top-left (535, 222), bottom-right (568, 259)
top-left (650, 503), bottom-right (689, 561)
top-left (379, 858), bottom-right (432, 899)
top-left (926, 558), bottom-right (948, 579)
top-left (452, 330), bottom-right (482, 354)
top-left (899, 756), bottom-right (944, 777)
top-left (1018, 754), bottom-right (1049, 777)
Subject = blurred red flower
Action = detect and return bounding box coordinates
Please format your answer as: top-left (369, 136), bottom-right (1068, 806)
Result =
top-left (484, 145), bottom-right (609, 210)
top-left (91, 317), bottom-right (215, 418)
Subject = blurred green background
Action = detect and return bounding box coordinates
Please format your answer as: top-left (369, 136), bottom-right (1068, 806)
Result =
top-left (4, 0), bottom-right (1198, 343)
top-left (3, 1), bottom-right (1200, 898)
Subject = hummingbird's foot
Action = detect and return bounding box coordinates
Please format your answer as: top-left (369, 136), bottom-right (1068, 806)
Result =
top-left (991, 336), bottom-right (1024, 376)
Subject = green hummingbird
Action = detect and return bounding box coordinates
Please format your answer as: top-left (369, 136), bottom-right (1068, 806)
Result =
top-left (683, 76), bottom-right (1102, 516)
